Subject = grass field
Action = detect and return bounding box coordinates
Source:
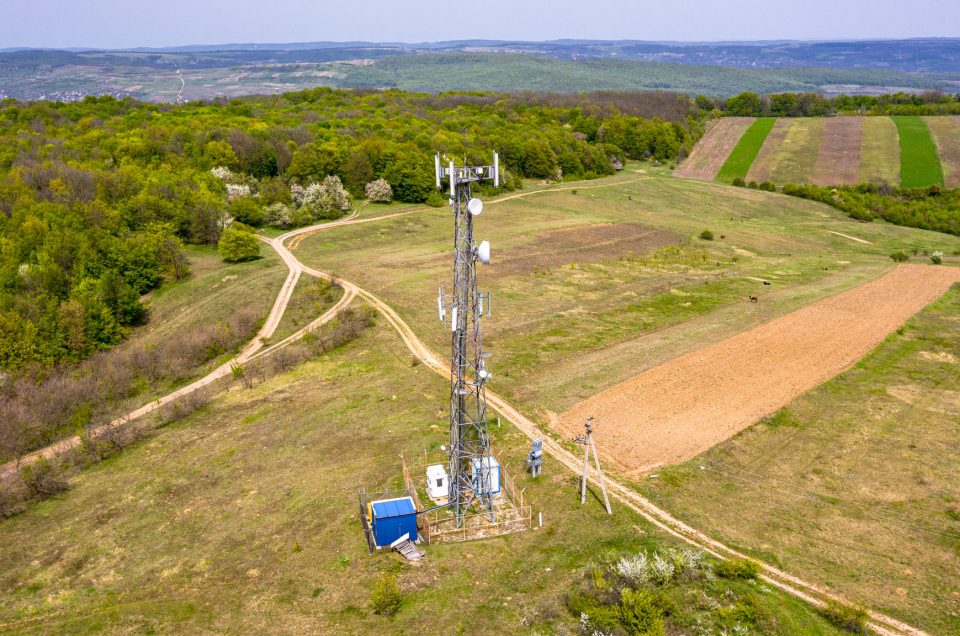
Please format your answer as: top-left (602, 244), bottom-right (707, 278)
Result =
top-left (923, 115), bottom-right (960, 188)
top-left (860, 116), bottom-right (901, 185)
top-left (0, 319), bottom-right (845, 634)
top-left (3, 168), bottom-right (960, 632)
top-left (267, 276), bottom-right (344, 344)
top-left (294, 167), bottom-right (960, 418)
top-left (892, 116), bottom-right (945, 188)
top-left (639, 286), bottom-right (960, 634)
top-left (716, 117), bottom-right (776, 182)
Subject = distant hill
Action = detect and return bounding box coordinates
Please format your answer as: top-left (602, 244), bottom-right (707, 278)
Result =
top-left (1, 38), bottom-right (959, 102)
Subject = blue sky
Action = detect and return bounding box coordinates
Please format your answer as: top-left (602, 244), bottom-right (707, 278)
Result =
top-left (2, 0), bottom-right (958, 49)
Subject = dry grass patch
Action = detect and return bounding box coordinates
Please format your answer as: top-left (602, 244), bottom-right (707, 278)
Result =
top-left (745, 118), bottom-right (791, 183)
top-left (923, 116), bottom-right (960, 188)
top-left (860, 116), bottom-right (900, 186)
top-left (765, 118), bottom-right (826, 184)
top-left (675, 117), bottom-right (754, 180)
top-left (811, 117), bottom-right (863, 185)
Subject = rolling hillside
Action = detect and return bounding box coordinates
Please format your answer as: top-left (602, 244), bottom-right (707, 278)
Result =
top-left (682, 115), bottom-right (960, 187)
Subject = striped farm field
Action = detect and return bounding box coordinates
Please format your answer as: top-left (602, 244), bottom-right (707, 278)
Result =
top-left (683, 115), bottom-right (958, 188)
top-left (892, 116), bottom-right (944, 188)
top-left (859, 116), bottom-right (900, 185)
top-left (923, 115), bottom-right (960, 188)
top-left (674, 117), bottom-right (754, 180)
top-left (810, 117), bottom-right (862, 185)
top-left (715, 117), bottom-right (775, 182)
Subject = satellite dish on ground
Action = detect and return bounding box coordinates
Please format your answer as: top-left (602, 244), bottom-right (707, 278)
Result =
top-left (477, 240), bottom-right (490, 264)
top-left (467, 198), bottom-right (483, 216)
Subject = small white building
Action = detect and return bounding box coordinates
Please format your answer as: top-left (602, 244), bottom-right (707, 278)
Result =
top-left (426, 464), bottom-right (449, 500)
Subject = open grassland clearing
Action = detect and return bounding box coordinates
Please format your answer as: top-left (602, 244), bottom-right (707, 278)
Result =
top-left (294, 169), bottom-right (960, 422)
top-left (860, 116), bottom-right (901, 185)
top-left (639, 285), bottom-right (960, 634)
top-left (674, 117), bottom-right (753, 180)
top-left (267, 276), bottom-right (344, 344)
top-left (557, 264), bottom-right (960, 475)
top-left (810, 117), bottom-right (863, 185)
top-left (893, 116), bottom-right (945, 188)
top-left (923, 115), bottom-right (960, 188)
top-left (715, 117), bottom-right (775, 182)
top-left (0, 320), bottom-right (845, 634)
top-left (760, 118), bottom-right (826, 185)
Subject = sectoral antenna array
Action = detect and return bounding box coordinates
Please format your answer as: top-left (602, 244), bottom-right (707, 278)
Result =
top-left (434, 152), bottom-right (500, 527)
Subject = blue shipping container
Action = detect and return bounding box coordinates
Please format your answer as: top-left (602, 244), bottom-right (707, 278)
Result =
top-left (371, 497), bottom-right (418, 547)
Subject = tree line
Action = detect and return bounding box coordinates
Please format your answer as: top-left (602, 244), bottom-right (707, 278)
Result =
top-left (711, 90), bottom-right (960, 117)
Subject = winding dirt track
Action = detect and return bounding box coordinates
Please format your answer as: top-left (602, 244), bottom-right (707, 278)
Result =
top-left (0, 181), bottom-right (936, 635)
top-left (558, 264), bottom-right (960, 477)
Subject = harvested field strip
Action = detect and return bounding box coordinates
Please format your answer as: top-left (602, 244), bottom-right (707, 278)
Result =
top-left (674, 117), bottom-right (754, 180)
top-left (893, 116), bottom-right (944, 188)
top-left (745, 118), bottom-right (791, 183)
top-left (860, 116), bottom-right (900, 185)
top-left (766, 117), bottom-right (826, 184)
top-left (922, 115), bottom-right (960, 188)
top-left (557, 264), bottom-right (960, 475)
top-left (715, 117), bottom-right (775, 183)
top-left (811, 117), bottom-right (863, 185)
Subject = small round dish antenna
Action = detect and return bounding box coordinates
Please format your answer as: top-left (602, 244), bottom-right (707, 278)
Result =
top-left (467, 198), bottom-right (483, 216)
top-left (477, 240), bottom-right (491, 264)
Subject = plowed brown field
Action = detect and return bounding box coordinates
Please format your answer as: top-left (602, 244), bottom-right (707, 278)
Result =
top-left (674, 117), bottom-right (753, 180)
top-left (557, 264), bottom-right (960, 476)
top-left (811, 117), bottom-right (862, 185)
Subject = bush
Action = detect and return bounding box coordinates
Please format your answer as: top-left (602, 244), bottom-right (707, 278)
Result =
top-left (265, 202), bottom-right (293, 228)
top-left (218, 226), bottom-right (261, 262)
top-left (758, 181), bottom-right (776, 192)
top-left (731, 177), bottom-right (746, 187)
top-left (364, 178), bottom-right (393, 203)
top-left (747, 180), bottom-right (759, 189)
top-left (889, 250), bottom-right (911, 263)
top-left (931, 251), bottom-right (943, 264)
top-left (819, 600), bottom-right (868, 633)
top-left (371, 573), bottom-right (402, 616)
top-left (20, 458), bottom-right (69, 499)
top-left (619, 588), bottom-right (667, 636)
top-left (698, 229), bottom-right (715, 241)
top-left (714, 558), bottom-right (760, 580)
top-left (228, 197), bottom-right (265, 227)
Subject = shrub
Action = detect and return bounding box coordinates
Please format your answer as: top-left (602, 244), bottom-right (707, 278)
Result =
top-left (731, 177), bottom-right (746, 187)
top-left (371, 573), bottom-right (402, 616)
top-left (619, 588), bottom-right (667, 636)
top-left (218, 226), bottom-right (261, 262)
top-left (931, 251), bottom-right (943, 264)
top-left (714, 558), bottom-right (760, 580)
top-left (228, 197), bottom-right (265, 227)
top-left (301, 176), bottom-right (351, 219)
top-left (649, 552), bottom-right (676, 585)
top-left (889, 250), bottom-right (910, 263)
top-left (747, 180), bottom-right (759, 189)
top-left (20, 458), bottom-right (69, 499)
top-left (364, 178), bottom-right (393, 203)
top-left (699, 229), bottom-right (715, 241)
top-left (758, 181), bottom-right (776, 192)
top-left (819, 600), bottom-right (868, 634)
top-left (616, 553), bottom-right (650, 586)
top-left (265, 202), bottom-right (293, 228)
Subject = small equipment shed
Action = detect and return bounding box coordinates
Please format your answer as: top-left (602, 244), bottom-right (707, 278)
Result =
top-left (370, 497), bottom-right (418, 547)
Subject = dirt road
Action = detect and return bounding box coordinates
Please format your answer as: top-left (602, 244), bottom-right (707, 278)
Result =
top-left (558, 264), bottom-right (960, 477)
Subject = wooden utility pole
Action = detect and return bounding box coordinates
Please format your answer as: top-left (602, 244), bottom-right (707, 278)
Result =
top-left (575, 416), bottom-right (612, 514)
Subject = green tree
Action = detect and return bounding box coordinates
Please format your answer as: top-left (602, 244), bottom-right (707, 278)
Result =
top-left (218, 226), bottom-right (261, 263)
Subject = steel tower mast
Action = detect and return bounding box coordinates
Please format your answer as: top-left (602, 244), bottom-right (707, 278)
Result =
top-left (435, 153), bottom-right (498, 527)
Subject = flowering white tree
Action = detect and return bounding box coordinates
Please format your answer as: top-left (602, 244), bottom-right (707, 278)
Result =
top-left (265, 203), bottom-right (293, 228)
top-left (211, 166), bottom-right (233, 181)
top-left (290, 184), bottom-right (306, 207)
top-left (300, 176), bottom-right (350, 219)
top-left (225, 183), bottom-right (251, 200)
top-left (364, 178), bottom-right (392, 203)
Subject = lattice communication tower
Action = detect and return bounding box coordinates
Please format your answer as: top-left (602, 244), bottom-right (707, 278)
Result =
top-left (435, 153), bottom-right (499, 527)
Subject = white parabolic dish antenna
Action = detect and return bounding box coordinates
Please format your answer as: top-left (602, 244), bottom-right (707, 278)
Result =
top-left (467, 197), bottom-right (483, 216)
top-left (477, 240), bottom-right (490, 264)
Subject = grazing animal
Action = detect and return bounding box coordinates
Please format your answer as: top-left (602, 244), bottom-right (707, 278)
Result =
top-left (763, 281), bottom-right (771, 286)
top-left (749, 295), bottom-right (759, 303)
